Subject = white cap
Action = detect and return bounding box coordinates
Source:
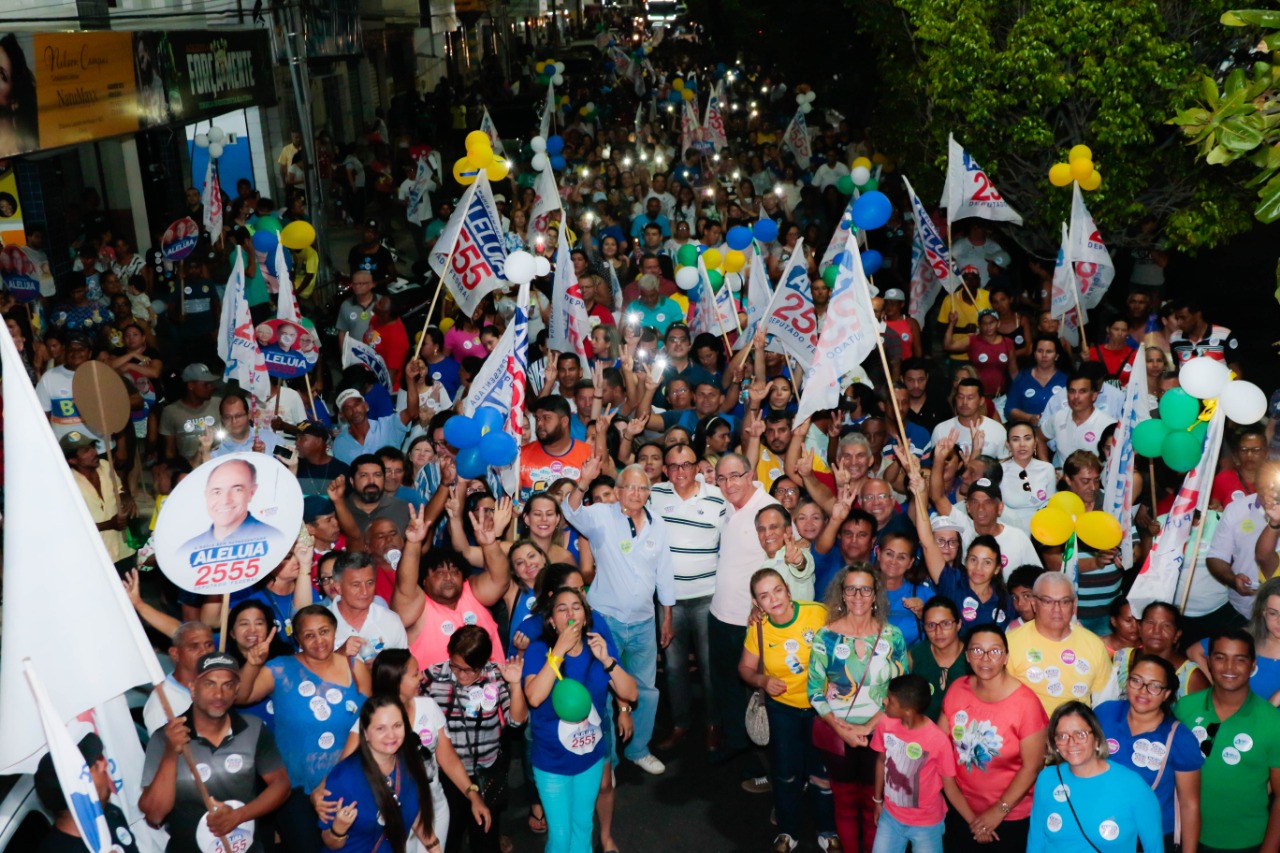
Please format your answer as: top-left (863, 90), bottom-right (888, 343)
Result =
top-left (335, 389), bottom-right (364, 409)
top-left (883, 288), bottom-right (906, 302)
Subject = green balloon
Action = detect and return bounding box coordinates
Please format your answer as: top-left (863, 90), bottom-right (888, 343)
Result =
top-left (863, 177), bottom-right (880, 192)
top-left (707, 269), bottom-right (724, 291)
top-left (823, 264), bottom-right (839, 287)
top-left (1158, 388), bottom-right (1200, 431)
top-left (1162, 430), bottom-right (1203, 473)
top-left (1189, 420), bottom-right (1208, 443)
top-left (255, 215), bottom-right (283, 234)
top-left (836, 174), bottom-right (855, 195)
top-left (1131, 418), bottom-right (1169, 457)
top-left (551, 678), bottom-right (593, 724)
top-left (677, 244), bottom-right (699, 268)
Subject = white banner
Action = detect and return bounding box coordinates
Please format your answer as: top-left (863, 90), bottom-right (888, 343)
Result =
top-left (547, 218), bottom-right (591, 362)
top-left (904, 175), bottom-right (954, 325)
top-left (479, 107), bottom-right (506, 157)
top-left (1067, 182), bottom-right (1115, 310)
top-left (942, 134), bottom-right (1023, 226)
top-left (341, 334), bottom-right (393, 393)
top-left (407, 155), bottom-right (435, 226)
top-left (765, 238), bottom-right (819, 365)
top-left (527, 166), bottom-right (561, 250)
top-left (216, 251), bottom-right (270, 400)
top-left (1101, 344), bottom-right (1149, 569)
top-left (428, 174), bottom-right (509, 317)
top-left (1049, 221), bottom-right (1084, 346)
top-left (734, 245), bottom-right (775, 351)
top-left (782, 110), bottom-right (812, 170)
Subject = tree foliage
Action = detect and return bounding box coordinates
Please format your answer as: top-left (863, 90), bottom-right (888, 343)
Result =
top-left (845, 0), bottom-right (1256, 252)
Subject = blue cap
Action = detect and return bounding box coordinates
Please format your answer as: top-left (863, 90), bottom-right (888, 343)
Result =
top-left (303, 495), bottom-right (336, 522)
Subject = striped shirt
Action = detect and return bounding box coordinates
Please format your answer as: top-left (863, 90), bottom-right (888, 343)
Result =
top-left (649, 480), bottom-right (728, 600)
top-left (423, 661), bottom-right (517, 770)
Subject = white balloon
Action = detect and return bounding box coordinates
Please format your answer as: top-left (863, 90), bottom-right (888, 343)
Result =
top-left (554, 62), bottom-right (565, 74)
top-left (586, 102), bottom-right (595, 111)
top-left (552, 73), bottom-right (565, 86)
top-left (851, 165), bottom-right (871, 185)
top-left (1178, 357), bottom-right (1231, 400)
top-left (207, 142), bottom-right (224, 160)
top-left (531, 136), bottom-right (547, 153)
top-left (531, 153), bottom-right (549, 172)
top-left (504, 251), bottom-right (537, 285)
top-left (805, 92), bottom-right (818, 104)
top-left (675, 266), bottom-right (700, 290)
top-left (726, 272), bottom-right (743, 292)
top-left (1220, 380), bottom-right (1268, 424)
top-left (799, 103), bottom-right (812, 114)
top-left (796, 94), bottom-right (805, 105)
top-left (207, 127), bottom-right (226, 144)
top-left (194, 133), bottom-right (210, 149)
top-left (534, 256), bottom-right (551, 277)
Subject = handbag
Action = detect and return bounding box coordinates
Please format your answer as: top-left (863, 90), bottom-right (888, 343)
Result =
top-left (745, 620), bottom-right (771, 746)
top-left (1149, 721), bottom-right (1181, 845)
top-left (813, 626), bottom-right (885, 756)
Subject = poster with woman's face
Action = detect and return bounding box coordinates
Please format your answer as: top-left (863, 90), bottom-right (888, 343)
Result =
top-left (0, 34), bottom-right (37, 159)
top-left (256, 318), bottom-right (319, 378)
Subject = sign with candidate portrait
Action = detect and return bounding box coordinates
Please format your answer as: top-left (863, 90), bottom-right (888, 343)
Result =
top-left (153, 452), bottom-right (303, 595)
top-left (256, 318), bottom-right (319, 379)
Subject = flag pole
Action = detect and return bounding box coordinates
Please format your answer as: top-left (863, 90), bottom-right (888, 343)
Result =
top-left (1176, 415), bottom-right (1228, 611)
top-left (304, 372), bottom-right (318, 417)
top-left (1070, 276), bottom-right (1090, 353)
top-left (1149, 459), bottom-right (1159, 518)
top-left (870, 287), bottom-right (910, 448)
top-left (413, 238), bottom-right (463, 360)
top-left (152, 687), bottom-right (235, 852)
top-left (1179, 517), bottom-right (1211, 614)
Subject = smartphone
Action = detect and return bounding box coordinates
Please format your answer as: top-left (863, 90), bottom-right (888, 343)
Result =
top-left (273, 444), bottom-right (296, 463)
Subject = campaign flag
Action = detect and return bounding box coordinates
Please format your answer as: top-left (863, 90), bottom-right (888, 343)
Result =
top-left (479, 107), bottom-right (506, 157)
top-left (201, 156), bottom-right (222, 239)
top-left (782, 109), bottom-right (812, 170)
top-left (547, 217), bottom-right (591, 363)
top-left (691, 256), bottom-right (740, 338)
top-left (1101, 344), bottom-right (1149, 568)
top-left (1062, 533), bottom-right (1079, 587)
top-left (24, 661), bottom-right (114, 852)
top-left (1067, 182), bottom-right (1115, 310)
top-left (793, 230), bottom-right (879, 426)
top-left (275, 242), bottom-right (300, 325)
top-left (1128, 408), bottom-right (1227, 615)
top-left (765, 238), bottom-right (819, 364)
top-left (406, 155), bottom-right (435, 227)
top-left (681, 99), bottom-right (700, 157)
top-left (428, 173), bottom-right (508, 317)
top-left (539, 80), bottom-right (556, 140)
top-left (1049, 222), bottom-right (1085, 347)
top-left (941, 134), bottom-right (1023, 226)
top-left (464, 279), bottom-right (529, 497)
top-left (820, 195), bottom-right (856, 270)
top-left (528, 166), bottom-right (561, 249)
top-left (704, 81), bottom-right (728, 152)
top-left (734, 245), bottom-right (776, 351)
top-left (605, 260), bottom-right (625, 324)
top-left (216, 251), bottom-right (270, 401)
top-left (342, 334), bottom-right (393, 393)
top-left (903, 175), bottom-right (954, 324)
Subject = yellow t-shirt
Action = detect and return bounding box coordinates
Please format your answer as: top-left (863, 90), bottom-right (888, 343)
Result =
top-left (745, 601), bottom-right (828, 709)
top-left (757, 447), bottom-right (829, 492)
top-left (1006, 621), bottom-right (1113, 714)
top-left (937, 289), bottom-right (991, 361)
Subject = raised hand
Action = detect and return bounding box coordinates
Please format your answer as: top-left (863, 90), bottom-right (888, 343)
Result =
top-left (742, 409), bottom-right (765, 440)
top-left (245, 626), bottom-right (277, 666)
top-left (499, 654), bottom-right (524, 684)
top-left (585, 631), bottom-right (611, 662)
top-left (404, 504), bottom-right (429, 545)
top-left (123, 568), bottom-right (143, 606)
top-left (445, 480), bottom-right (465, 519)
top-left (331, 799), bottom-right (358, 836)
top-left (747, 375), bottom-right (768, 408)
top-left (326, 476), bottom-right (346, 502)
top-left (580, 453), bottom-right (604, 484)
top-left (492, 496), bottom-right (514, 538)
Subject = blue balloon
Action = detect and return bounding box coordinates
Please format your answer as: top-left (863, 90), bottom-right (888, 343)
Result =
top-left (861, 250), bottom-right (883, 276)
top-left (549, 154), bottom-right (566, 172)
top-left (455, 446), bottom-right (488, 480)
top-left (474, 405), bottom-right (505, 435)
top-left (752, 218), bottom-right (779, 244)
top-left (726, 225), bottom-right (753, 251)
top-left (251, 229), bottom-right (278, 254)
top-left (851, 191), bottom-right (893, 231)
top-left (479, 430), bottom-right (519, 467)
top-left (546, 135), bottom-right (565, 155)
top-left (443, 415), bottom-right (482, 450)
top-left (603, 60), bottom-right (616, 72)
top-left (668, 90), bottom-right (682, 104)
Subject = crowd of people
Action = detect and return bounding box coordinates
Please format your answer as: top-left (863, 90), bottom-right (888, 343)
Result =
top-left (6, 10), bottom-right (1280, 853)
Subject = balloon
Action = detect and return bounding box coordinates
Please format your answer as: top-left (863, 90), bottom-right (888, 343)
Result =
top-left (677, 244), bottom-right (700, 267)
top-left (465, 130), bottom-right (492, 154)
top-left (753, 218), bottom-right (779, 243)
top-left (861, 250), bottom-right (883, 276)
top-left (726, 272), bottom-right (743, 292)
top-left (1077, 511), bottom-right (1123, 552)
top-left (675, 266), bottom-right (700, 290)
top-left (672, 78), bottom-right (684, 91)
top-left (454, 446), bottom-right (488, 480)
top-left (851, 191), bottom-right (893, 231)
top-left (1159, 388), bottom-right (1201, 430)
top-left (800, 103), bottom-right (813, 114)
top-left (551, 678), bottom-right (593, 723)
top-left (702, 248), bottom-right (723, 269)
top-left (668, 90), bottom-right (682, 104)
top-left (1162, 430), bottom-right (1203, 473)
top-left (552, 73), bottom-right (565, 86)
top-left (531, 136), bottom-right (547, 153)
top-left (706, 270), bottom-right (724, 291)
top-left (851, 165), bottom-right (871, 186)
top-left (726, 226), bottom-right (753, 251)
top-left (474, 405), bottom-right (506, 435)
top-left (852, 156), bottom-right (872, 171)
top-left (439, 318), bottom-right (454, 332)
top-left (863, 177), bottom-right (879, 192)
top-left (682, 88), bottom-right (694, 101)
top-left (535, 61), bottom-right (546, 74)
top-left (724, 250), bottom-right (746, 273)
top-left (280, 221), bottom-right (316, 250)
top-left (251, 229), bottom-right (278, 253)
top-left (207, 142), bottom-right (224, 160)
top-left (1048, 163), bottom-right (1072, 187)
top-left (1070, 158), bottom-right (1093, 182)
top-left (505, 250), bottom-right (537, 285)
top-left (836, 175), bottom-right (855, 196)
top-left (1131, 418), bottom-right (1170, 457)
top-left (194, 133), bottom-right (209, 149)
top-left (1069, 144), bottom-right (1093, 163)
top-left (479, 430), bottom-right (518, 467)
top-left (546, 135), bottom-right (565, 155)
top-left (549, 155), bottom-right (566, 172)
top-left (1189, 419), bottom-right (1208, 444)
top-left (1048, 491), bottom-right (1086, 520)
top-left (444, 415), bottom-right (482, 450)
top-left (822, 264), bottom-right (839, 287)
top-left (1030, 508), bottom-right (1075, 547)
top-left (531, 153), bottom-right (549, 172)
top-left (534, 256), bottom-right (551, 277)
top-left (453, 157), bottom-right (480, 185)
top-left (255, 215), bottom-right (282, 233)
top-left (1179, 357), bottom-right (1231, 400)
top-left (1220, 380), bottom-right (1268, 424)
top-left (1080, 170), bottom-right (1102, 191)
top-left (207, 126), bottom-right (226, 144)
top-left (486, 158), bottom-right (510, 181)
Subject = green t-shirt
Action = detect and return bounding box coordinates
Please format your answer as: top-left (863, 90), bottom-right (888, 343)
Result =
top-left (234, 246), bottom-right (271, 307)
top-left (907, 640), bottom-right (969, 722)
top-left (1175, 688), bottom-right (1280, 848)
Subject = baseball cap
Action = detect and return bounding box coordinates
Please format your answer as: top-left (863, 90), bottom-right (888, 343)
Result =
top-left (493, 194), bottom-right (508, 203)
top-left (930, 514), bottom-right (967, 534)
top-left (304, 495), bottom-right (337, 523)
top-left (960, 264), bottom-right (980, 276)
top-left (336, 388), bottom-right (364, 410)
top-left (978, 308), bottom-right (999, 321)
top-left (35, 729), bottom-right (104, 814)
top-left (883, 288), bottom-right (906, 302)
top-left (297, 420), bottom-right (330, 441)
top-left (969, 478), bottom-right (1003, 501)
top-left (196, 652), bottom-right (241, 677)
top-left (989, 251), bottom-right (1011, 270)
top-left (182, 363), bottom-right (218, 382)
top-left (65, 331), bottom-right (93, 350)
top-left (59, 431), bottom-right (97, 455)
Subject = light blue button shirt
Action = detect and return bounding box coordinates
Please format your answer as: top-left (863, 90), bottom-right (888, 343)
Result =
top-left (561, 499), bottom-right (676, 624)
top-left (333, 413), bottom-right (409, 464)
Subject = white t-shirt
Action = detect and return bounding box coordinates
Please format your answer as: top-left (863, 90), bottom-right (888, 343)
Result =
top-left (999, 458), bottom-right (1057, 531)
top-left (329, 599), bottom-right (409, 664)
top-left (143, 676), bottom-right (192, 734)
top-left (36, 365), bottom-right (106, 453)
top-left (1171, 512), bottom-right (1226, 618)
top-left (1041, 407), bottom-right (1115, 467)
top-left (1207, 497), bottom-right (1265, 618)
top-left (950, 237), bottom-right (1005, 286)
top-left (931, 416), bottom-right (1008, 460)
top-left (949, 507), bottom-right (1044, 572)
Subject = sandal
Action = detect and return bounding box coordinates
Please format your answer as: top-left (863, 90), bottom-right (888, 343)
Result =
top-left (528, 806), bottom-right (547, 834)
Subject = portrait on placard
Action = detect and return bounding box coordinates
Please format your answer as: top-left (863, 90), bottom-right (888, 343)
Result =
top-left (255, 318), bottom-right (319, 379)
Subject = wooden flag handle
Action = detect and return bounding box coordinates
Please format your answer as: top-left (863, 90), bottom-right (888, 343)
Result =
top-left (152, 687), bottom-right (235, 852)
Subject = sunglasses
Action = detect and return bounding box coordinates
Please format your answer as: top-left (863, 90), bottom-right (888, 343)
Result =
top-left (1200, 722), bottom-right (1221, 757)
top-left (1019, 469), bottom-right (1031, 492)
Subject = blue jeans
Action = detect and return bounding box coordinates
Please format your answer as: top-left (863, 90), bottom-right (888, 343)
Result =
top-left (872, 807), bottom-right (944, 853)
top-left (766, 701), bottom-right (835, 840)
top-left (533, 760), bottom-right (605, 853)
top-left (665, 594), bottom-right (715, 729)
top-left (600, 614), bottom-right (658, 761)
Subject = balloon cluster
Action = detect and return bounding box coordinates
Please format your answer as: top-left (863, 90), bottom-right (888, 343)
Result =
top-left (1048, 145), bottom-right (1102, 191)
top-left (836, 156), bottom-right (880, 196)
top-left (668, 76), bottom-right (697, 104)
top-left (577, 101), bottom-right (599, 122)
top-left (1132, 358), bottom-right (1267, 472)
top-left (193, 126), bottom-right (229, 160)
top-left (454, 131), bottom-right (509, 186)
top-left (529, 135), bottom-right (566, 173)
top-left (673, 222), bottom-right (773, 294)
top-left (818, 191), bottom-right (893, 285)
top-left (443, 407), bottom-right (518, 479)
top-left (1030, 492), bottom-right (1123, 551)
top-left (504, 249), bottom-right (551, 286)
top-left (535, 59), bottom-right (565, 87)
top-left (794, 85), bottom-right (817, 115)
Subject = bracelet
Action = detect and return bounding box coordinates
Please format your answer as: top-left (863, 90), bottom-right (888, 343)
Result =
top-left (425, 839), bottom-right (441, 850)
top-left (1269, 522), bottom-right (1280, 530)
top-left (604, 659), bottom-right (619, 673)
top-left (871, 796), bottom-right (883, 804)
top-left (998, 801), bottom-right (1012, 815)
top-left (547, 653), bottom-right (564, 668)
top-left (329, 827), bottom-right (348, 838)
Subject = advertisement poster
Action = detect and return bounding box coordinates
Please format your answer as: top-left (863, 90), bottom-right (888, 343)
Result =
top-left (163, 31), bottom-right (278, 120)
top-left (0, 33), bottom-right (38, 159)
top-left (0, 164), bottom-right (24, 246)
top-left (34, 32), bottom-right (140, 150)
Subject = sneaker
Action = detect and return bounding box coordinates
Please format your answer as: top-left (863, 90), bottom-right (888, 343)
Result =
top-left (817, 835), bottom-right (842, 853)
top-left (771, 834), bottom-right (798, 853)
top-left (740, 775), bottom-right (772, 794)
top-left (632, 754), bottom-right (666, 775)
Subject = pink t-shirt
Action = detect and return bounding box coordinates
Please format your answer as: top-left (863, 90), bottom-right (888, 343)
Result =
top-left (871, 715), bottom-right (956, 826)
top-left (940, 676), bottom-right (1048, 821)
top-left (408, 582), bottom-right (505, 671)
top-left (444, 326), bottom-right (483, 363)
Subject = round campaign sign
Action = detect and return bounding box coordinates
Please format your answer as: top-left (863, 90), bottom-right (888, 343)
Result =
top-left (0, 244), bottom-right (40, 303)
top-left (161, 216), bottom-right (200, 262)
top-left (194, 799), bottom-right (255, 853)
top-left (256, 319), bottom-right (320, 379)
top-left (154, 452), bottom-right (303, 595)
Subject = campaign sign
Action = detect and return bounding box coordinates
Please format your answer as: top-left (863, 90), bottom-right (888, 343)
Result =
top-left (0, 245), bottom-right (41, 303)
top-left (256, 318), bottom-right (319, 379)
top-left (161, 217), bottom-right (200, 262)
top-left (154, 452), bottom-right (303, 595)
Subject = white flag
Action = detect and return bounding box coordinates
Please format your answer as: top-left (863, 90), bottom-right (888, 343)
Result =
top-left (820, 196), bottom-right (856, 270)
top-left (605, 260), bottom-right (625, 325)
top-left (1067, 182), bottom-right (1115, 310)
top-left (703, 81), bottom-right (728, 152)
top-left (734, 246), bottom-right (775, 351)
top-left (527, 166), bottom-right (561, 249)
top-left (793, 230), bottom-right (879, 426)
top-left (479, 107), bottom-right (506, 156)
top-left (782, 110), bottom-right (812, 170)
top-left (547, 217), bottom-right (591, 363)
top-left (216, 251), bottom-right (270, 401)
top-left (690, 256), bottom-right (739, 338)
top-left (765, 238), bottom-right (819, 365)
top-left (406, 156), bottom-right (435, 227)
top-left (464, 280), bottom-right (530, 499)
top-left (341, 334), bottom-right (393, 393)
top-left (428, 174), bottom-right (509, 317)
top-left (1049, 222), bottom-right (1085, 347)
top-left (201, 156), bottom-right (222, 239)
top-left (1101, 344), bottom-right (1149, 569)
top-left (941, 134), bottom-right (1023, 226)
top-left (903, 175), bottom-right (954, 324)
top-left (275, 241), bottom-right (300, 325)
top-left (680, 99), bottom-right (700, 158)
top-left (539, 80), bottom-right (556, 140)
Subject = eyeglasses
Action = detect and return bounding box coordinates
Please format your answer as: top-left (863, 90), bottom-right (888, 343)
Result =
top-left (666, 461), bottom-right (696, 472)
top-left (715, 470), bottom-right (751, 486)
top-left (1239, 446), bottom-right (1266, 455)
top-left (1198, 722), bottom-right (1221, 756)
top-left (1038, 596), bottom-right (1076, 609)
top-left (775, 487), bottom-right (800, 497)
top-left (318, 575), bottom-right (334, 584)
top-left (1127, 675), bottom-right (1168, 695)
top-left (1054, 730), bottom-right (1093, 745)
top-left (1019, 469), bottom-right (1031, 492)
top-left (967, 647), bottom-right (1006, 660)
top-left (934, 536), bottom-right (960, 549)
top-left (842, 586), bottom-right (875, 598)
top-left (862, 492), bottom-right (891, 502)
top-left (618, 484), bottom-right (650, 493)
top-left (924, 620), bottom-right (957, 631)
top-left (1265, 609), bottom-right (1280, 620)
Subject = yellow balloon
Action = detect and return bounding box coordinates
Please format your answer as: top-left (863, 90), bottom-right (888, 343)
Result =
top-left (852, 156), bottom-right (872, 171)
top-left (682, 88), bottom-right (695, 101)
top-left (439, 317), bottom-right (455, 332)
top-left (1081, 169), bottom-right (1102, 191)
top-left (1048, 163), bottom-right (1073, 187)
top-left (670, 292), bottom-right (689, 316)
top-left (280, 220), bottom-right (316, 250)
top-left (724, 250), bottom-right (746, 273)
top-left (701, 248), bottom-right (723, 269)
top-left (1047, 490), bottom-right (1086, 520)
top-left (486, 157), bottom-right (510, 181)
top-left (1077, 511), bottom-right (1123, 552)
top-left (672, 78), bottom-right (685, 91)
top-left (1069, 144), bottom-right (1093, 163)
top-left (453, 157), bottom-right (480, 185)
top-left (1070, 158), bottom-right (1093, 182)
top-left (465, 130), bottom-right (492, 155)
top-left (1030, 508), bottom-right (1075, 548)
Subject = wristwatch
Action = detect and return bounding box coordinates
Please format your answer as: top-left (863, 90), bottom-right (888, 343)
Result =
top-left (998, 801), bottom-right (1012, 815)
top-left (467, 783), bottom-right (480, 794)
top-left (604, 659), bottom-right (619, 673)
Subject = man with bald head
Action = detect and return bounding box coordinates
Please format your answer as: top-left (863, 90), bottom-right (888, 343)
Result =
top-left (180, 458), bottom-right (288, 560)
top-left (860, 477), bottom-right (913, 542)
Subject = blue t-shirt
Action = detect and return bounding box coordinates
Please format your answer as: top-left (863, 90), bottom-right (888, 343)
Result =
top-left (812, 547), bottom-right (845, 602)
top-left (364, 383), bottom-right (395, 419)
top-left (1005, 370), bottom-right (1067, 421)
top-left (231, 586), bottom-right (298, 648)
top-left (1094, 700), bottom-right (1204, 835)
top-left (267, 656), bottom-right (364, 792)
top-left (1198, 638), bottom-right (1280, 699)
top-left (1028, 761), bottom-right (1163, 852)
top-left (935, 566), bottom-right (1011, 629)
top-left (424, 357), bottom-right (461, 399)
top-left (885, 579), bottom-right (934, 647)
top-left (320, 752), bottom-right (421, 849)
top-left (523, 629), bottom-right (620, 775)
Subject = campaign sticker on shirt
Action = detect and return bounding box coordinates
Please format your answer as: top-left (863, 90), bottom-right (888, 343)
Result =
top-left (875, 639), bottom-right (890, 656)
top-left (961, 596), bottom-right (979, 621)
top-left (1052, 784), bottom-right (1070, 802)
top-left (977, 353), bottom-right (989, 363)
top-left (952, 710), bottom-right (969, 726)
top-left (1046, 681), bottom-right (1064, 697)
top-left (656, 313), bottom-right (666, 322)
top-left (1060, 649), bottom-right (1076, 665)
top-left (1107, 738), bottom-right (1120, 754)
top-left (1044, 666), bottom-right (1061, 681)
top-left (1026, 666), bottom-right (1045, 683)
top-left (1242, 519), bottom-right (1257, 534)
top-left (1037, 489), bottom-right (1048, 500)
top-left (952, 724), bottom-right (965, 740)
top-left (441, 620), bottom-right (456, 635)
top-left (905, 742), bottom-right (923, 760)
top-left (558, 707), bottom-right (603, 755)
top-left (463, 611), bottom-right (478, 626)
top-left (420, 726), bottom-right (435, 746)
top-left (1072, 682), bottom-right (1089, 697)
top-left (117, 826), bottom-right (134, 847)
top-left (998, 353), bottom-right (1008, 363)
top-left (620, 541), bottom-right (634, 554)
top-left (318, 732), bottom-right (336, 750)
top-left (1027, 648), bottom-right (1043, 664)
top-left (298, 680), bottom-right (316, 698)
top-left (1099, 820), bottom-right (1120, 842)
top-left (196, 763), bottom-right (213, 782)
top-left (346, 700), bottom-right (359, 714)
top-left (195, 799), bottom-right (254, 853)
top-left (311, 699), bottom-right (331, 722)
top-left (224, 754), bottom-right (244, 774)
top-left (326, 688), bottom-right (343, 705)
top-left (1084, 431), bottom-right (1096, 443)
top-left (1046, 813), bottom-right (1063, 833)
top-left (1235, 733), bottom-right (1254, 753)
top-left (1075, 659), bottom-right (1091, 676)
top-left (1024, 388), bottom-right (1036, 398)
top-left (834, 643), bottom-right (851, 660)
top-left (784, 639), bottom-right (800, 653)
top-left (1221, 746), bottom-right (1242, 765)
top-left (1192, 725), bottom-right (1208, 743)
